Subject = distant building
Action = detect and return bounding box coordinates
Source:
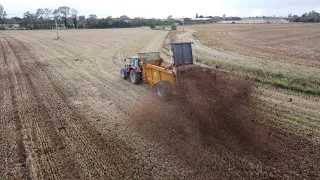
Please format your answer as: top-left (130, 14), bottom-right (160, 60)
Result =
top-left (190, 18), bottom-right (211, 21)
top-left (172, 18), bottom-right (184, 22)
top-left (172, 17), bottom-right (213, 22)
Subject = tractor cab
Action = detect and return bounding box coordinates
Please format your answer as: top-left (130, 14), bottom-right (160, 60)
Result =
top-left (127, 56), bottom-right (140, 67)
top-left (123, 55), bottom-right (141, 70)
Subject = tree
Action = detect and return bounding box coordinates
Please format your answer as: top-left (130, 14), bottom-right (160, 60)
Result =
top-left (39, 8), bottom-right (54, 29)
top-left (35, 8), bottom-right (49, 29)
top-left (79, 15), bottom-right (86, 22)
top-left (196, 13), bottom-right (199, 18)
top-left (89, 14), bottom-right (97, 19)
top-left (71, 9), bottom-right (78, 28)
top-left (54, 6), bottom-right (71, 28)
top-left (288, 13), bottom-right (293, 22)
top-left (36, 8), bottom-right (45, 20)
top-left (20, 11), bottom-right (36, 29)
top-left (11, 17), bottom-right (22, 23)
top-left (43, 8), bottom-right (53, 21)
top-left (78, 15), bottom-right (86, 28)
top-left (223, 14), bottom-right (226, 19)
top-left (309, 10), bottom-right (319, 23)
top-left (166, 15), bottom-right (174, 25)
top-left (301, 13), bottom-right (308, 19)
top-left (199, 15), bottom-right (204, 18)
top-left (79, 15), bottom-right (86, 27)
top-left (286, 11), bottom-right (319, 23)
top-left (87, 14), bottom-right (98, 28)
top-left (120, 15), bottom-right (130, 21)
top-left (184, 17), bottom-right (191, 23)
top-left (0, 4), bottom-right (7, 25)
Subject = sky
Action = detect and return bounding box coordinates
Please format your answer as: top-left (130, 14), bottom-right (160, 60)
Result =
top-left (1, 0), bottom-right (320, 19)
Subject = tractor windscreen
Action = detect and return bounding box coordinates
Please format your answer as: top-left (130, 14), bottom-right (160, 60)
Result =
top-left (170, 42), bottom-right (194, 66)
top-left (134, 58), bottom-right (139, 66)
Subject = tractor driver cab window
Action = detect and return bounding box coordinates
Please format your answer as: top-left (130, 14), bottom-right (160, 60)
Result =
top-left (134, 58), bottom-right (139, 67)
top-left (130, 58), bottom-right (139, 67)
top-left (130, 58), bottom-right (135, 66)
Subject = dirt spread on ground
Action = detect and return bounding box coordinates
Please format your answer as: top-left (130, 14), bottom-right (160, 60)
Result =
top-left (132, 65), bottom-right (320, 179)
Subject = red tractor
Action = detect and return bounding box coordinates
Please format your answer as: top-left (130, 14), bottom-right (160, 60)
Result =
top-left (120, 55), bottom-right (142, 84)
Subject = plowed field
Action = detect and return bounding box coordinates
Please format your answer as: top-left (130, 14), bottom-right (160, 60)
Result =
top-left (187, 23), bottom-right (320, 67)
top-left (0, 28), bottom-right (320, 179)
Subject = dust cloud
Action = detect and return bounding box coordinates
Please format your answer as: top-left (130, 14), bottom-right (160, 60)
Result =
top-left (133, 65), bottom-right (265, 145)
top-left (130, 65), bottom-right (320, 178)
top-left (130, 65), bottom-right (273, 175)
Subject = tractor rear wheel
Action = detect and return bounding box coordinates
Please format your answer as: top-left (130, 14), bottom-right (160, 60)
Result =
top-left (120, 68), bottom-right (128, 79)
top-left (129, 70), bottom-right (141, 84)
top-left (155, 81), bottom-right (172, 101)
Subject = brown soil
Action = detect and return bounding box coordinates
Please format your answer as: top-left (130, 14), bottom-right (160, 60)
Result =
top-left (0, 29), bottom-right (319, 179)
top-left (132, 65), bottom-right (320, 179)
top-left (185, 24), bottom-right (320, 67)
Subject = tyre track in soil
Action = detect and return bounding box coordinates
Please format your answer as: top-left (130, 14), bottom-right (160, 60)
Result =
top-left (13, 31), bottom-right (148, 105)
top-left (111, 31), bottom-right (168, 73)
top-left (0, 41), bottom-right (30, 179)
top-left (2, 37), bottom-right (73, 179)
top-left (0, 41), bottom-right (16, 178)
top-left (111, 34), bottom-right (153, 67)
top-left (1, 36), bottom-right (90, 179)
top-left (217, 31), bottom-right (318, 67)
top-left (1, 32), bottom-right (145, 125)
top-left (3, 34), bottom-right (161, 179)
top-left (0, 42), bottom-right (19, 179)
top-left (221, 31), bottom-right (320, 54)
top-left (5, 31), bottom-right (123, 100)
top-left (30, 31), bottom-right (156, 102)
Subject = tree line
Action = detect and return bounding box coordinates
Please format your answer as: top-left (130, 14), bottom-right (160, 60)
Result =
top-left (0, 4), bottom-right (6, 29)
top-left (0, 5), bottom-right (180, 30)
top-left (1, 4), bottom-right (319, 30)
top-left (287, 11), bottom-right (319, 23)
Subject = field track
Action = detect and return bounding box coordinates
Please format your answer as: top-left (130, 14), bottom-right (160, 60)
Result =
top-left (0, 28), bottom-right (320, 179)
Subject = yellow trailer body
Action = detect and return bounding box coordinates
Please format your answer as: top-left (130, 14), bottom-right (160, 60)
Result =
top-left (137, 52), bottom-right (176, 86)
top-left (142, 64), bottom-right (175, 86)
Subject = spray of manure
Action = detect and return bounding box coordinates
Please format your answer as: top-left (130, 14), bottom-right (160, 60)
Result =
top-left (130, 65), bottom-right (274, 172)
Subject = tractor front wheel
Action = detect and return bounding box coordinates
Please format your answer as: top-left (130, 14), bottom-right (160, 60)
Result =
top-left (155, 81), bottom-right (172, 101)
top-left (120, 68), bottom-right (128, 79)
top-left (129, 70), bottom-right (141, 84)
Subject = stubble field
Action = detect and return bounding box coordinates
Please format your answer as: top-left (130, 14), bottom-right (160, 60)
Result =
top-left (0, 26), bottom-right (320, 179)
top-left (182, 23), bottom-right (320, 95)
top-left (188, 23), bottom-right (320, 66)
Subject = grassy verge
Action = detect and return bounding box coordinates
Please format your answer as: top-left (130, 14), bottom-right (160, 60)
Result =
top-left (196, 57), bottom-right (320, 96)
